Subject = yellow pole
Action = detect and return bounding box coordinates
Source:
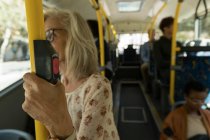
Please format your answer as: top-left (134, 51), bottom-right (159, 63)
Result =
top-left (106, 22), bottom-right (111, 42)
top-left (144, 2), bottom-right (167, 33)
top-left (100, 4), bottom-right (114, 43)
top-left (142, 2), bottom-right (166, 43)
top-left (100, 4), bottom-right (108, 20)
top-left (99, 5), bottom-right (110, 42)
top-left (148, 2), bottom-right (167, 40)
top-left (96, 10), bottom-right (105, 76)
top-left (89, 0), bottom-right (105, 75)
top-left (110, 25), bottom-right (117, 41)
top-left (150, 2), bottom-right (167, 31)
top-left (25, 0), bottom-right (48, 139)
top-left (169, 1), bottom-right (182, 105)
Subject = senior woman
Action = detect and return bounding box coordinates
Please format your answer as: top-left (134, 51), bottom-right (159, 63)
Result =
top-left (22, 8), bottom-right (119, 140)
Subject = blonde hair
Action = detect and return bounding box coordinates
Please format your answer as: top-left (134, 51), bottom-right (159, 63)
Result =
top-left (44, 8), bottom-right (98, 81)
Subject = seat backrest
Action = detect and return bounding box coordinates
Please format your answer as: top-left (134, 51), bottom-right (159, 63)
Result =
top-left (175, 56), bottom-right (210, 101)
top-left (123, 45), bottom-right (137, 62)
top-left (171, 101), bottom-right (185, 111)
top-left (0, 129), bottom-right (34, 140)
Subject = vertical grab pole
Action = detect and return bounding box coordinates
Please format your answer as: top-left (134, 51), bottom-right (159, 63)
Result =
top-left (169, 0), bottom-right (183, 105)
top-left (144, 2), bottom-right (167, 35)
top-left (96, 9), bottom-right (105, 76)
top-left (24, 0), bottom-right (48, 139)
top-left (150, 2), bottom-right (167, 30)
top-left (142, 2), bottom-right (166, 46)
top-left (149, 2), bottom-right (167, 40)
top-left (89, 0), bottom-right (105, 76)
top-left (110, 25), bottom-right (117, 41)
top-left (100, 5), bottom-right (111, 42)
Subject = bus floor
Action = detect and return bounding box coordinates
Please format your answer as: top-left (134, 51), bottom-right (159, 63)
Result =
top-left (116, 81), bottom-right (160, 140)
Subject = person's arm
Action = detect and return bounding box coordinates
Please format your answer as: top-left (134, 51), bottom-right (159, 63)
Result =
top-left (160, 113), bottom-right (175, 140)
top-left (76, 78), bottom-right (118, 140)
top-left (22, 73), bottom-right (74, 139)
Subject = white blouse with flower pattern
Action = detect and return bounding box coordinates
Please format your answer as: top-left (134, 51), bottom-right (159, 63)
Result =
top-left (65, 74), bottom-right (119, 140)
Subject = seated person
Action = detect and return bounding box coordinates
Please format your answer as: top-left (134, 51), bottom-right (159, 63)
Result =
top-left (160, 80), bottom-right (210, 140)
top-left (124, 44), bottom-right (137, 62)
top-left (140, 29), bottom-right (155, 93)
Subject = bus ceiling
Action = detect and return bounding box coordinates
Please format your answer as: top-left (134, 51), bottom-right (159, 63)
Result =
top-left (43, 0), bottom-right (210, 33)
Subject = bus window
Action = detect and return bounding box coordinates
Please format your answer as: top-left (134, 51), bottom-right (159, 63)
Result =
top-left (0, 0), bottom-right (29, 91)
top-left (117, 33), bottom-right (147, 55)
top-left (178, 12), bottom-right (210, 46)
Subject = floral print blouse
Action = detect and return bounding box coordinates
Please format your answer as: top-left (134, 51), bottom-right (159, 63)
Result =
top-left (65, 74), bottom-right (119, 140)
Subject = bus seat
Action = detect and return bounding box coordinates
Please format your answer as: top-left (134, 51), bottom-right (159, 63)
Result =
top-left (0, 129), bottom-right (34, 140)
top-left (171, 101), bottom-right (185, 111)
top-left (123, 45), bottom-right (137, 62)
top-left (175, 56), bottom-right (210, 102)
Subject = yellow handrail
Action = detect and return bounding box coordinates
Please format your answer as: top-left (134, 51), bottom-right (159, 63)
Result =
top-left (107, 23), bottom-right (111, 42)
top-left (150, 2), bottom-right (167, 31)
top-left (100, 4), bottom-right (117, 42)
top-left (149, 2), bottom-right (167, 40)
top-left (24, 0), bottom-right (48, 139)
top-left (96, 9), bottom-right (105, 76)
top-left (89, 0), bottom-right (99, 10)
top-left (142, 2), bottom-right (166, 43)
top-left (100, 4), bottom-right (108, 20)
top-left (110, 25), bottom-right (117, 41)
top-left (169, 0), bottom-right (183, 105)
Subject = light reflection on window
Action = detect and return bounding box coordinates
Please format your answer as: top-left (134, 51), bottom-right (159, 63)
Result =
top-left (0, 0), bottom-right (29, 91)
top-left (117, 33), bottom-right (148, 54)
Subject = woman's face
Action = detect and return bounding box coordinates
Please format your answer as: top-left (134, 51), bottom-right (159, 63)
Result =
top-left (45, 17), bottom-right (68, 74)
top-left (185, 90), bottom-right (207, 112)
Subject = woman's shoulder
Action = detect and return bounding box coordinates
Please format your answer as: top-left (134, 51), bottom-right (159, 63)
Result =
top-left (86, 74), bottom-right (110, 86)
top-left (81, 74), bottom-right (111, 100)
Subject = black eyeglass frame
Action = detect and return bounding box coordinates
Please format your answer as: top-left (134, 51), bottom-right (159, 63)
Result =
top-left (45, 28), bottom-right (65, 42)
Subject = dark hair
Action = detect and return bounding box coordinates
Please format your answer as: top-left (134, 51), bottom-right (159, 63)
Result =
top-left (183, 80), bottom-right (208, 96)
top-left (159, 16), bottom-right (174, 33)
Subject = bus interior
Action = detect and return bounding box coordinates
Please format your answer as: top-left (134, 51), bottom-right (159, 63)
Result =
top-left (0, 0), bottom-right (210, 139)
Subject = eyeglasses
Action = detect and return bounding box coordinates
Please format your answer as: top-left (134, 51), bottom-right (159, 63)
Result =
top-left (45, 28), bottom-right (66, 42)
top-left (189, 97), bottom-right (206, 104)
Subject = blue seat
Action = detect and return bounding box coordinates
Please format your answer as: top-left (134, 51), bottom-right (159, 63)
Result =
top-left (175, 56), bottom-right (210, 102)
top-left (0, 129), bottom-right (34, 140)
top-left (171, 101), bottom-right (185, 111)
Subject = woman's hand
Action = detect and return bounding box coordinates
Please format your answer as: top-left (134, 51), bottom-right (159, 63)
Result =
top-left (22, 73), bottom-right (73, 138)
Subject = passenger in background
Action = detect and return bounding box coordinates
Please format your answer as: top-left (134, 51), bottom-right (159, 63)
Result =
top-left (87, 20), bottom-right (113, 80)
top-left (153, 16), bottom-right (181, 84)
top-left (140, 29), bottom-right (155, 93)
top-left (160, 80), bottom-right (210, 140)
top-left (22, 8), bottom-right (119, 140)
top-left (124, 44), bottom-right (137, 62)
